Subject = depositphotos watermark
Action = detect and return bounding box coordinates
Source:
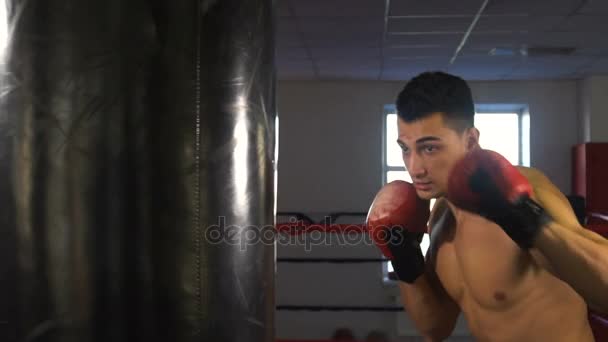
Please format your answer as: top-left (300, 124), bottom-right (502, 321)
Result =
top-left (204, 216), bottom-right (409, 252)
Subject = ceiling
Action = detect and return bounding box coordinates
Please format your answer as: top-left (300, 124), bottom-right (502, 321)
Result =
top-left (277, 0), bottom-right (608, 81)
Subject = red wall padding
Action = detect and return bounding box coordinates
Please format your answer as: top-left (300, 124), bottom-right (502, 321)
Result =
top-left (573, 143), bottom-right (608, 215)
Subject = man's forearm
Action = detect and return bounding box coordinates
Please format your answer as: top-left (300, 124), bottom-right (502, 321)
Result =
top-left (399, 274), bottom-right (459, 340)
top-left (535, 221), bottom-right (608, 313)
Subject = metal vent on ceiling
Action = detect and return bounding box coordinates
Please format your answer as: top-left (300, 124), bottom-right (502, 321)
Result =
top-left (489, 46), bottom-right (577, 57)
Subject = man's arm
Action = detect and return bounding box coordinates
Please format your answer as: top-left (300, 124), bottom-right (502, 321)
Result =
top-left (523, 167), bottom-right (608, 314)
top-left (399, 270), bottom-right (460, 342)
top-left (446, 149), bottom-right (608, 314)
top-left (367, 182), bottom-right (461, 340)
top-left (399, 199), bottom-right (460, 341)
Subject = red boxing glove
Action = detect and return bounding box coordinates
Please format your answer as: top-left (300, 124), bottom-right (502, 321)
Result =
top-left (447, 149), bottom-right (550, 248)
top-left (366, 181), bottom-right (429, 283)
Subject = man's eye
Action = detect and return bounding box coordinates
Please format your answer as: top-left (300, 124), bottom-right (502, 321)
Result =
top-left (423, 145), bottom-right (437, 153)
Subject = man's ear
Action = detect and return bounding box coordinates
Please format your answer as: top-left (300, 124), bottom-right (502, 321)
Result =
top-left (465, 127), bottom-right (480, 151)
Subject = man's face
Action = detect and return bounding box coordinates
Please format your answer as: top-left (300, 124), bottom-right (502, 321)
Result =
top-left (397, 112), bottom-right (478, 200)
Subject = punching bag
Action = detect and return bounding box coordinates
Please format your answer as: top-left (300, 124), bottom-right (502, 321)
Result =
top-left (0, 0), bottom-right (276, 341)
top-left (146, 0), bottom-right (276, 341)
top-left (1, 0), bottom-right (156, 341)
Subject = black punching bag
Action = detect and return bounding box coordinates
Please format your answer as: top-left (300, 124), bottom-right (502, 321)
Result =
top-left (146, 0), bottom-right (276, 341)
top-left (0, 0), bottom-right (276, 341)
top-left (0, 0), bottom-right (156, 341)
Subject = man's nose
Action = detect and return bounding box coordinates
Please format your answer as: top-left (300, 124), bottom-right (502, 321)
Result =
top-left (406, 151), bottom-right (426, 178)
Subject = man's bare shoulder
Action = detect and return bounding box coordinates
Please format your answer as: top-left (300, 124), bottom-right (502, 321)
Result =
top-left (516, 166), bottom-right (552, 188)
top-left (516, 166), bottom-right (566, 203)
top-left (516, 166), bottom-right (583, 230)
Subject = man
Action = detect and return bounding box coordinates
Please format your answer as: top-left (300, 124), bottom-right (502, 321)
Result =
top-left (367, 72), bottom-right (608, 341)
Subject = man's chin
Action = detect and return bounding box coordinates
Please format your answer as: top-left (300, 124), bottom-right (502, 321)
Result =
top-left (415, 189), bottom-right (443, 200)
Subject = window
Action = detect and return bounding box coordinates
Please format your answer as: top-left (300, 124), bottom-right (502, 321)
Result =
top-left (382, 105), bottom-right (530, 279)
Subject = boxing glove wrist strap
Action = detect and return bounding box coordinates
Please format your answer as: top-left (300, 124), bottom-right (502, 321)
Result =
top-left (386, 227), bottom-right (426, 283)
top-left (486, 196), bottom-right (551, 249)
top-left (391, 258), bottom-right (425, 284)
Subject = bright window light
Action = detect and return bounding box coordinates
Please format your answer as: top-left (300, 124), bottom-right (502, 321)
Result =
top-left (386, 170), bottom-right (412, 183)
top-left (475, 113), bottom-right (519, 165)
top-left (385, 114), bottom-right (403, 167)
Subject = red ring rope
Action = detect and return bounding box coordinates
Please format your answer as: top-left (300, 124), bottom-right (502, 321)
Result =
top-left (275, 223), bottom-right (367, 235)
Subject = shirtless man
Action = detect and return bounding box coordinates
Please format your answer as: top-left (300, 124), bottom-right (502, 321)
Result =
top-left (367, 72), bottom-right (608, 341)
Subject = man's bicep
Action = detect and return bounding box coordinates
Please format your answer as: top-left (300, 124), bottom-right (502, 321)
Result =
top-left (520, 167), bottom-right (582, 230)
top-left (528, 171), bottom-right (608, 246)
top-left (535, 185), bottom-right (582, 230)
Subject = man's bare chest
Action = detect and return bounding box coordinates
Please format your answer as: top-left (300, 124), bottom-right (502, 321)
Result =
top-left (429, 209), bottom-right (538, 310)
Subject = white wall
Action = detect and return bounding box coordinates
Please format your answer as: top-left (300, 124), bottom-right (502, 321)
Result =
top-left (579, 76), bottom-right (608, 142)
top-left (579, 78), bottom-right (592, 143)
top-left (275, 79), bottom-right (580, 341)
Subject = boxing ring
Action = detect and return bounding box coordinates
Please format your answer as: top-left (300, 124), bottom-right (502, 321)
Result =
top-left (0, 0), bottom-right (606, 341)
top-left (275, 210), bottom-right (608, 342)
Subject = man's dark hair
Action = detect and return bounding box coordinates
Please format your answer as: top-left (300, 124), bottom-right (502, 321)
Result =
top-left (396, 71), bottom-right (475, 131)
